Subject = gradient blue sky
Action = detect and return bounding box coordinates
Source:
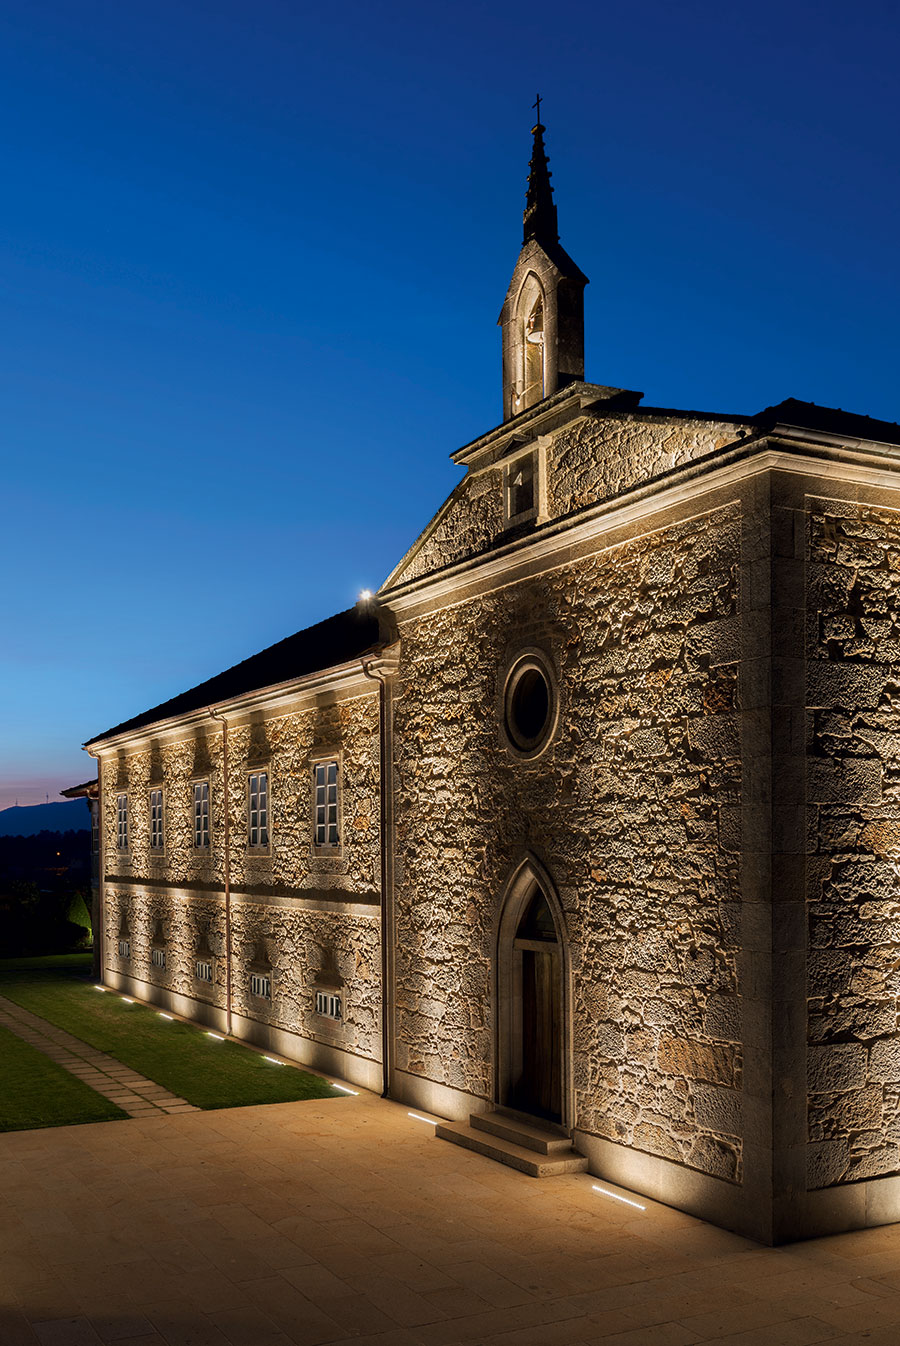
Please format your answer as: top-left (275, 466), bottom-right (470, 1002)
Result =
top-left (2, 0), bottom-right (898, 808)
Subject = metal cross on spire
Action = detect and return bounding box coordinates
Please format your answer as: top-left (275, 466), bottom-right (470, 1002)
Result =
top-left (523, 101), bottom-right (557, 245)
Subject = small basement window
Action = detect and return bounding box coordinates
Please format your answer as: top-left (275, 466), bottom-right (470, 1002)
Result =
top-left (315, 991), bottom-right (342, 1020)
top-left (195, 959), bottom-right (213, 983)
top-left (118, 939), bottom-right (130, 959)
top-left (151, 947), bottom-right (166, 969)
top-left (250, 973), bottom-right (271, 999)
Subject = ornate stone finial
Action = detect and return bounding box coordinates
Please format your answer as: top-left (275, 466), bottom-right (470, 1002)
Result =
top-left (523, 103), bottom-right (559, 247)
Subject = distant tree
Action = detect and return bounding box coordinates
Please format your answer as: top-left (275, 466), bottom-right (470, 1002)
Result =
top-left (67, 891), bottom-right (92, 944)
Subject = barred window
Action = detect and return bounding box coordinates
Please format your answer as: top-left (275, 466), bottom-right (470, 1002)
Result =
top-left (315, 991), bottom-right (342, 1020)
top-left (118, 939), bottom-right (130, 959)
top-left (314, 761), bottom-right (339, 847)
top-left (248, 772), bottom-right (269, 848)
top-left (149, 788), bottom-right (164, 850)
top-left (116, 794), bottom-right (128, 850)
top-left (151, 947), bottom-right (166, 969)
top-left (195, 959), bottom-right (213, 982)
top-left (193, 781), bottom-right (210, 849)
top-left (250, 972), bottom-right (271, 999)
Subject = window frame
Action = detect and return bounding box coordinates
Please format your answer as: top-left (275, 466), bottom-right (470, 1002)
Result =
top-left (192, 779), bottom-right (211, 851)
top-left (151, 946), bottom-right (166, 970)
top-left (250, 972), bottom-right (271, 1000)
top-left (247, 770), bottom-right (270, 852)
top-left (500, 647), bottom-right (561, 761)
top-left (149, 787), bottom-right (164, 852)
top-left (315, 990), bottom-right (342, 1021)
top-left (195, 958), bottom-right (213, 983)
top-left (310, 753), bottom-right (342, 856)
top-left (116, 793), bottom-right (129, 851)
top-left (503, 447), bottom-right (539, 527)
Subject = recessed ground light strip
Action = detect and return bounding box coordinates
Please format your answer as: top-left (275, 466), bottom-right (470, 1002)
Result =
top-left (121, 997), bottom-right (134, 1004)
top-left (93, 985), bottom-right (106, 992)
top-left (592, 1184), bottom-right (646, 1211)
top-left (206, 1031), bottom-right (225, 1041)
top-left (331, 1083), bottom-right (358, 1095)
top-left (408, 1112), bottom-right (437, 1125)
top-left (262, 1055), bottom-right (284, 1065)
top-left (158, 1012), bottom-right (174, 1020)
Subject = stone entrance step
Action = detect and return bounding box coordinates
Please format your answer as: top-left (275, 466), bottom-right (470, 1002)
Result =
top-left (435, 1110), bottom-right (588, 1177)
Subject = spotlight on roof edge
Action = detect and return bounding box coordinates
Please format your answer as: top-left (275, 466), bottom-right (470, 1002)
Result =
top-left (358, 589), bottom-right (374, 602)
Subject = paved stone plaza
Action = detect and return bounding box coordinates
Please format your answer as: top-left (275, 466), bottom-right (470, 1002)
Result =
top-left (3, 1090), bottom-right (900, 1346)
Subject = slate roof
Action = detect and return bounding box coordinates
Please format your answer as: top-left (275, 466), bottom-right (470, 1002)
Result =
top-left (754, 398), bottom-right (900, 447)
top-left (86, 605), bottom-right (385, 746)
top-left (60, 780), bottom-right (98, 797)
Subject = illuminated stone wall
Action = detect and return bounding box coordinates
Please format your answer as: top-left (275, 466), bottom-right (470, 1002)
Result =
top-left (392, 501), bottom-right (744, 1182)
top-left (100, 686), bottom-right (382, 1066)
top-left (807, 498), bottom-right (900, 1189)
top-left (401, 412), bottom-right (749, 584)
top-left (548, 411), bottom-right (751, 516)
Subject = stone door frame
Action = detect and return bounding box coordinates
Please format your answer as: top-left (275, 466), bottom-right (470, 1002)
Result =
top-left (495, 854), bottom-right (573, 1131)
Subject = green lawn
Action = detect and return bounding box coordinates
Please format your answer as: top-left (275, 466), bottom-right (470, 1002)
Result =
top-left (0, 955), bottom-right (341, 1111)
top-left (0, 1022), bottom-right (128, 1132)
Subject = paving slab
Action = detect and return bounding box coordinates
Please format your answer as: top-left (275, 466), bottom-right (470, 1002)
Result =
top-left (3, 1091), bottom-right (900, 1344)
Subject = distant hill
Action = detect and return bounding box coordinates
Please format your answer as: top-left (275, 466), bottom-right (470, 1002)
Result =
top-left (0, 801), bottom-right (90, 837)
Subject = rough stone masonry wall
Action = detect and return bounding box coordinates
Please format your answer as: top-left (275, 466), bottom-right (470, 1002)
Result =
top-left (393, 502), bottom-right (744, 1182)
top-left (100, 687), bottom-right (382, 1064)
top-left (807, 498), bottom-right (900, 1189)
top-left (399, 413), bottom-right (749, 586)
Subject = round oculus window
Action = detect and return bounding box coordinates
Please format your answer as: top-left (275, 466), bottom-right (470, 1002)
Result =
top-left (503, 655), bottom-right (556, 755)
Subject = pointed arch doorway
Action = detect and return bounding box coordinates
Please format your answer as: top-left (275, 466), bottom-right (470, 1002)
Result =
top-left (497, 863), bottom-right (568, 1126)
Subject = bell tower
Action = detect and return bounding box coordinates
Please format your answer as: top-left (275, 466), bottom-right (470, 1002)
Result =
top-left (500, 108), bottom-right (588, 421)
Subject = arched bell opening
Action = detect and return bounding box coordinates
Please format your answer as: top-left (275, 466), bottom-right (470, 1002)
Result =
top-left (523, 294), bottom-right (545, 404)
top-left (496, 858), bottom-right (570, 1127)
top-left (510, 274), bottom-right (547, 414)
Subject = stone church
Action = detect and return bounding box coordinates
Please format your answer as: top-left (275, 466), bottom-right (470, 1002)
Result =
top-left (80, 121), bottom-right (900, 1245)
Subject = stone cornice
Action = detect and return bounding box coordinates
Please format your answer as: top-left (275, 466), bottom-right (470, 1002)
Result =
top-left (450, 382), bottom-right (642, 467)
top-left (382, 437), bottom-right (900, 617)
top-left (104, 874), bottom-right (380, 908)
top-left (89, 658), bottom-right (378, 755)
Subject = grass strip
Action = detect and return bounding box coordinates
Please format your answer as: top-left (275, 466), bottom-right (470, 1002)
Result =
top-left (0, 1022), bottom-right (128, 1132)
top-left (0, 964), bottom-right (340, 1110)
top-left (0, 952), bottom-right (93, 973)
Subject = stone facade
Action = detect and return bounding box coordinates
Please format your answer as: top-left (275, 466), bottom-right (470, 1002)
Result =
top-left (400, 409), bottom-right (753, 586)
top-left (84, 124), bottom-right (900, 1243)
top-left (97, 681), bottom-right (384, 1087)
top-left (807, 497), bottom-right (900, 1190)
top-left (391, 504), bottom-right (744, 1184)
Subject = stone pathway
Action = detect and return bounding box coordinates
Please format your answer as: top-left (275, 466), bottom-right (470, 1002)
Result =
top-left (0, 994), bottom-right (199, 1118)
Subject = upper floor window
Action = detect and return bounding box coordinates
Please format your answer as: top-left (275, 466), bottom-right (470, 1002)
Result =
top-left (116, 794), bottom-right (128, 850)
top-left (149, 788), bottom-right (164, 850)
top-left (248, 771), bottom-right (269, 848)
top-left (313, 761), bottom-right (339, 848)
top-left (193, 781), bottom-right (210, 849)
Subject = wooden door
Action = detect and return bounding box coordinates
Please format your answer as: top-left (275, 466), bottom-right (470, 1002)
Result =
top-left (510, 889), bottom-right (562, 1122)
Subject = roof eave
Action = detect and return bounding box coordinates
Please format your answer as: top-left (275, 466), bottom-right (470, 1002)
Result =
top-left (85, 648), bottom-right (388, 754)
